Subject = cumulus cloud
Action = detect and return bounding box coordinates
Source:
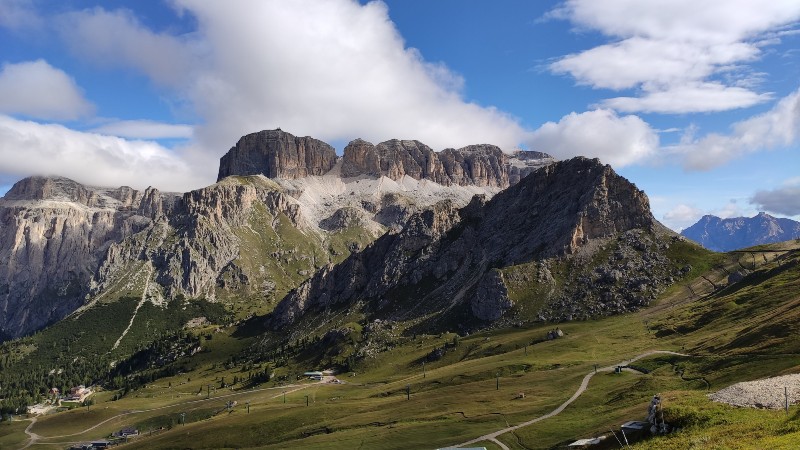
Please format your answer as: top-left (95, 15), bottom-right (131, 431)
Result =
top-left (60, 0), bottom-right (528, 156)
top-left (0, 115), bottom-right (206, 192)
top-left (57, 8), bottom-right (195, 88)
top-left (526, 109), bottom-right (658, 167)
top-left (548, 0), bottom-right (800, 114)
top-left (89, 120), bottom-right (193, 140)
top-left (673, 87), bottom-right (800, 170)
top-left (751, 178), bottom-right (800, 215)
top-left (0, 60), bottom-right (93, 120)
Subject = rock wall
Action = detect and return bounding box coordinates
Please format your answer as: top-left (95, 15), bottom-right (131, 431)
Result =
top-left (341, 138), bottom-right (553, 188)
top-left (217, 129), bottom-right (554, 188)
top-left (217, 129), bottom-right (338, 181)
top-left (0, 176), bottom-right (180, 339)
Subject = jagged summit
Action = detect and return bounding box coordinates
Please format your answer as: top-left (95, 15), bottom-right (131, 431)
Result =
top-left (216, 128), bottom-right (554, 188)
top-left (217, 129), bottom-right (338, 181)
top-left (272, 156), bottom-right (680, 332)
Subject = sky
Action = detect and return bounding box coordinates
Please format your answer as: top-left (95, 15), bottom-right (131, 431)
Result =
top-left (0, 0), bottom-right (799, 231)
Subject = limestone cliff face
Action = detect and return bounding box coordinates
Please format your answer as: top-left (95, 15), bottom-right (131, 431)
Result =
top-left (0, 177), bottom-right (180, 339)
top-left (217, 129), bottom-right (338, 181)
top-left (341, 138), bottom-right (553, 188)
top-left (217, 129), bottom-right (554, 188)
top-left (271, 157), bottom-right (681, 331)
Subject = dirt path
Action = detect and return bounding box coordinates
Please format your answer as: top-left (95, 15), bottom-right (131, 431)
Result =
top-left (450, 350), bottom-right (688, 449)
top-left (19, 417), bottom-right (40, 449)
top-left (18, 381), bottom-right (327, 448)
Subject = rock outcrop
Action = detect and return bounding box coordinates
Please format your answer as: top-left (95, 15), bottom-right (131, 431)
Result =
top-left (341, 138), bottom-right (552, 187)
top-left (218, 129), bottom-right (554, 189)
top-left (217, 129), bottom-right (338, 181)
top-left (2, 129), bottom-right (555, 341)
top-left (271, 157), bottom-right (685, 332)
top-left (0, 176), bottom-right (180, 339)
top-left (681, 212), bottom-right (800, 252)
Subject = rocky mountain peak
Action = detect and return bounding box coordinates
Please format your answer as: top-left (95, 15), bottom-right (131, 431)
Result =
top-left (217, 129), bottom-right (339, 181)
top-left (340, 137), bottom-right (553, 187)
top-left (5, 176), bottom-right (93, 203)
top-left (271, 156), bottom-right (673, 332)
top-left (217, 129), bottom-right (554, 189)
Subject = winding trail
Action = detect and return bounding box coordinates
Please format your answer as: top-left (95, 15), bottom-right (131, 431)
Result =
top-left (111, 264), bottom-right (153, 351)
top-left (19, 417), bottom-right (40, 449)
top-left (19, 381), bottom-right (326, 449)
top-left (449, 350), bottom-right (688, 450)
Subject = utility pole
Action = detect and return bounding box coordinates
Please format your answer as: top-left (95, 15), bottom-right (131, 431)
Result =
top-left (305, 395), bottom-right (309, 407)
top-left (406, 384), bottom-right (410, 400)
top-left (207, 384), bottom-right (210, 399)
top-left (496, 373), bottom-right (500, 390)
top-left (246, 400), bottom-right (250, 414)
top-left (283, 391), bottom-right (286, 403)
top-left (524, 345), bottom-right (527, 356)
top-left (422, 361), bottom-right (426, 378)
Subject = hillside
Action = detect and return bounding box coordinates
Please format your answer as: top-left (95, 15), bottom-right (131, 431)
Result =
top-left (269, 157), bottom-right (688, 339)
top-left (3, 243), bottom-right (798, 449)
top-left (2, 129), bottom-right (799, 449)
top-left (681, 212), bottom-right (800, 252)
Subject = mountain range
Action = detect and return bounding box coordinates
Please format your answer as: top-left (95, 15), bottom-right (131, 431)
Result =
top-left (0, 129), bottom-right (554, 341)
top-left (4, 129), bottom-right (800, 449)
top-left (681, 212), bottom-right (800, 252)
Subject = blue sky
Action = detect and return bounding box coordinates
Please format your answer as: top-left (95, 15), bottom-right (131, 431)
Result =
top-left (1, 0), bottom-right (799, 231)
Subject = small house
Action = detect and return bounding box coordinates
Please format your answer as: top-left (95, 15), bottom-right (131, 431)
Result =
top-left (113, 426), bottom-right (139, 437)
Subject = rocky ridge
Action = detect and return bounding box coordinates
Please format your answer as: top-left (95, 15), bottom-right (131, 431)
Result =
top-left (218, 129), bottom-right (553, 188)
top-left (217, 129), bottom-right (554, 237)
top-left (0, 176), bottom-right (180, 339)
top-left (271, 157), bottom-right (685, 334)
top-left (340, 138), bottom-right (552, 187)
top-left (1, 129), bottom-right (555, 341)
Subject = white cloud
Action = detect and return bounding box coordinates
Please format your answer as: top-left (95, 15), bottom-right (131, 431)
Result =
top-left (751, 178), bottom-right (800, 215)
top-left (60, 0), bottom-right (528, 156)
top-left (57, 8), bottom-right (195, 88)
top-left (548, 0), bottom-right (800, 114)
top-left (0, 60), bottom-right (93, 120)
top-left (0, 0), bottom-right (42, 31)
top-left (526, 109), bottom-right (658, 167)
top-left (0, 115), bottom-right (205, 192)
top-left (89, 120), bottom-right (193, 140)
top-left (714, 201), bottom-right (746, 219)
top-left (662, 204), bottom-right (704, 231)
top-left (601, 82), bottom-right (770, 114)
top-left (672, 87), bottom-right (800, 170)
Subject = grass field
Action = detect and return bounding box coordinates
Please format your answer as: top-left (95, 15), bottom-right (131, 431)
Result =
top-left (4, 244), bottom-right (800, 449)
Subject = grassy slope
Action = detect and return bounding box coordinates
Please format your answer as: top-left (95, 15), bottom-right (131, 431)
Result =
top-left (3, 243), bottom-right (800, 449)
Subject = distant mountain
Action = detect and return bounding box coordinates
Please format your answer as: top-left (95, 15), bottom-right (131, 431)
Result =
top-left (681, 212), bottom-right (800, 252)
